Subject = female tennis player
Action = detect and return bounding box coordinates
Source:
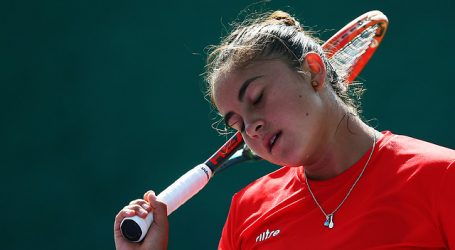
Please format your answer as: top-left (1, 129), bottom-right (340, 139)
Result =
top-left (114, 10), bottom-right (455, 249)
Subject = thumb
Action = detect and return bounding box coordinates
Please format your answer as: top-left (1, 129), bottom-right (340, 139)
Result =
top-left (144, 191), bottom-right (168, 226)
top-left (142, 191), bottom-right (169, 249)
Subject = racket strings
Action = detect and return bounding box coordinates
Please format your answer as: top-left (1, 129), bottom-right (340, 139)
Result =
top-left (330, 24), bottom-right (379, 75)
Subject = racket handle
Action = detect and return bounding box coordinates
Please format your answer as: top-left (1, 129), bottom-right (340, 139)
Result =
top-left (120, 164), bottom-right (213, 242)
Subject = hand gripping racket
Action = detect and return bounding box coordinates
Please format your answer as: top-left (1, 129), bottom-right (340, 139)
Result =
top-left (121, 10), bottom-right (388, 242)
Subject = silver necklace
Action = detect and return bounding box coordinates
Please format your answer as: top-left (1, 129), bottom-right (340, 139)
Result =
top-left (304, 134), bottom-right (376, 229)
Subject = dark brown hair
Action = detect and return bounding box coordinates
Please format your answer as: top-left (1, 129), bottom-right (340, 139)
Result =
top-left (205, 10), bottom-right (362, 131)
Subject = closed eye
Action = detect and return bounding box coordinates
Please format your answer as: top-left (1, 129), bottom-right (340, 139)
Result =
top-left (224, 113), bottom-right (244, 132)
top-left (253, 91), bottom-right (264, 105)
top-left (228, 120), bottom-right (245, 132)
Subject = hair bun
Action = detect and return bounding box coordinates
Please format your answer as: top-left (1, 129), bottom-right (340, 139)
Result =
top-left (266, 10), bottom-right (303, 31)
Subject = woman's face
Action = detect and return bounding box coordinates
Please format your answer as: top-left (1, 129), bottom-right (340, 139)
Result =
top-left (213, 59), bottom-right (330, 167)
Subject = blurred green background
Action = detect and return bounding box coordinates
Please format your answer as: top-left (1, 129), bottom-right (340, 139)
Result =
top-left (1, 0), bottom-right (454, 249)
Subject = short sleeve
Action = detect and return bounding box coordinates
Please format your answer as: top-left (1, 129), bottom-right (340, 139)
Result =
top-left (218, 195), bottom-right (239, 250)
top-left (437, 160), bottom-right (455, 248)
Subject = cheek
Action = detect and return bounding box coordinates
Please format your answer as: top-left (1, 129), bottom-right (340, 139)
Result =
top-left (270, 91), bottom-right (325, 144)
top-left (244, 138), bottom-right (263, 154)
top-left (272, 92), bottom-right (312, 123)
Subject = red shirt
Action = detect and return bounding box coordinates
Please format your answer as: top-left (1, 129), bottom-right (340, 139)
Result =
top-left (219, 132), bottom-right (455, 249)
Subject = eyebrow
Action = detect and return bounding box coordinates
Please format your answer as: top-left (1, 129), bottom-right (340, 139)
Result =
top-left (238, 75), bottom-right (264, 102)
top-left (223, 75), bottom-right (264, 128)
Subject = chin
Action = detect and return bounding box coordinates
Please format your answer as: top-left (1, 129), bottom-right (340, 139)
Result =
top-left (285, 162), bottom-right (303, 168)
top-left (279, 159), bottom-right (305, 168)
top-left (268, 157), bottom-right (303, 168)
top-left (261, 143), bottom-right (308, 167)
top-left (276, 150), bottom-right (308, 167)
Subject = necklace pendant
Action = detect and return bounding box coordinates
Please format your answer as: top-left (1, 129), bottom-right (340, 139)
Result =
top-left (324, 214), bottom-right (334, 229)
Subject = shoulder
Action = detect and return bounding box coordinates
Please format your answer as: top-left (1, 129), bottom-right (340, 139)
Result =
top-left (380, 132), bottom-right (455, 242)
top-left (374, 131), bottom-right (455, 184)
top-left (220, 166), bottom-right (301, 246)
top-left (228, 166), bottom-right (304, 223)
top-left (232, 166), bottom-right (299, 203)
top-left (378, 131), bottom-right (455, 166)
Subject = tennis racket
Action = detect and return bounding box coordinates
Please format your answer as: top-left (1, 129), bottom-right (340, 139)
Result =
top-left (120, 10), bottom-right (388, 242)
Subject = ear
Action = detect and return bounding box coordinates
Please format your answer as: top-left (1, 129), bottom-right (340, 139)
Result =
top-left (302, 52), bottom-right (326, 91)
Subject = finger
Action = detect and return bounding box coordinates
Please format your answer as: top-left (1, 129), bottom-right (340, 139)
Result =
top-left (123, 204), bottom-right (149, 218)
top-left (142, 196), bottom-right (169, 249)
top-left (128, 198), bottom-right (149, 206)
top-left (143, 190), bottom-right (156, 203)
top-left (128, 199), bottom-right (152, 211)
top-left (115, 208), bottom-right (135, 223)
top-left (114, 209), bottom-right (135, 235)
top-left (147, 195), bottom-right (168, 225)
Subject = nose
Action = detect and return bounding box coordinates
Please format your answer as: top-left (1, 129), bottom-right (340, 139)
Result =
top-left (245, 119), bottom-right (265, 138)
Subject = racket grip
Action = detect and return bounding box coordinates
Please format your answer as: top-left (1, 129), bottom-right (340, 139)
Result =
top-left (120, 163), bottom-right (213, 242)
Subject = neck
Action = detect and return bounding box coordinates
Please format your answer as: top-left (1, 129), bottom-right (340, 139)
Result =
top-left (303, 112), bottom-right (380, 180)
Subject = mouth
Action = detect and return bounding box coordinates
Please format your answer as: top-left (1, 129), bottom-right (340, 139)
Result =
top-left (267, 131), bottom-right (282, 153)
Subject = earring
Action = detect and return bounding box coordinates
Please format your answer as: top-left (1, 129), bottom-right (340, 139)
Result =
top-left (311, 80), bottom-right (318, 87)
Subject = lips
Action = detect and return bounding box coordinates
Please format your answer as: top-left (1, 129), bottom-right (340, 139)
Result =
top-left (265, 131), bottom-right (282, 153)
